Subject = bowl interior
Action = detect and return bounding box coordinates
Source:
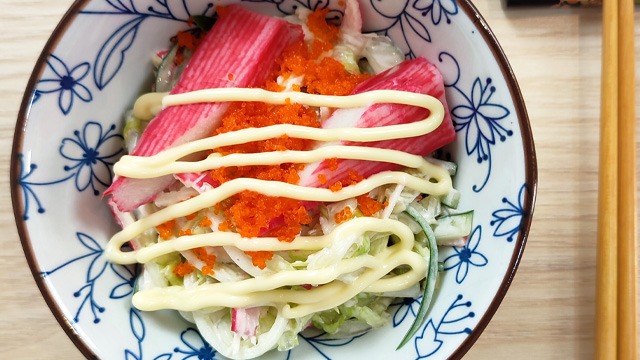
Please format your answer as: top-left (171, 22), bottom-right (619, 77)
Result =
top-left (12, 1), bottom-right (536, 359)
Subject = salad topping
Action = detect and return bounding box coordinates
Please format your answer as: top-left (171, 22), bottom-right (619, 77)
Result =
top-left (103, 2), bottom-right (470, 359)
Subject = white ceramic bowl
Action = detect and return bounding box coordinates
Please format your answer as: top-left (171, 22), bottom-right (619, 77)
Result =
top-left (12, 1), bottom-right (536, 359)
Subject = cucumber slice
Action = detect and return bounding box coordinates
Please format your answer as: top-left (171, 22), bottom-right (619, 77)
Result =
top-left (155, 45), bottom-right (192, 92)
top-left (439, 187), bottom-right (460, 209)
top-left (427, 157), bottom-right (457, 176)
top-left (397, 205), bottom-right (439, 349)
top-left (417, 196), bottom-right (442, 223)
top-left (433, 210), bottom-right (474, 244)
top-left (155, 45), bottom-right (177, 92)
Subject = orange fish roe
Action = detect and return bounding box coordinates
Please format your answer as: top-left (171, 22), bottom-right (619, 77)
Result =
top-left (173, 261), bottom-right (195, 277)
top-left (317, 173), bottom-right (328, 185)
top-left (330, 181), bottom-right (343, 192)
top-left (179, 229), bottom-right (193, 237)
top-left (307, 8), bottom-right (339, 48)
top-left (357, 195), bottom-right (387, 216)
top-left (218, 221), bottom-right (230, 232)
top-left (176, 31), bottom-right (200, 51)
top-left (206, 8), bottom-right (371, 243)
top-left (268, 9), bottom-right (369, 96)
top-left (201, 265), bottom-right (214, 276)
top-left (306, 57), bottom-right (370, 96)
top-left (273, 43), bottom-right (369, 96)
top-left (334, 206), bottom-right (353, 224)
top-left (210, 164), bottom-right (302, 186)
top-left (214, 101), bottom-right (320, 154)
top-left (185, 212), bottom-right (198, 220)
top-left (329, 170), bottom-right (364, 193)
top-left (326, 158), bottom-right (340, 171)
top-left (346, 170), bottom-right (364, 185)
top-left (244, 251), bottom-right (274, 269)
top-left (193, 247), bottom-right (217, 275)
top-left (173, 29), bottom-right (205, 66)
top-left (199, 216), bottom-right (212, 227)
top-left (156, 219), bottom-right (176, 240)
top-left (218, 191), bottom-right (311, 242)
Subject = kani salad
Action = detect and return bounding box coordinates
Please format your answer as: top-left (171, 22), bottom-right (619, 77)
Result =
top-left (104, 2), bottom-right (473, 359)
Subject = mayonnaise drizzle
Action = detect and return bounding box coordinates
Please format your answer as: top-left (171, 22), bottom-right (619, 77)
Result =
top-left (132, 218), bottom-right (426, 317)
top-left (106, 171), bottom-right (450, 264)
top-left (106, 86), bottom-right (453, 318)
top-left (126, 88), bottom-right (444, 167)
top-left (116, 145), bottom-right (434, 179)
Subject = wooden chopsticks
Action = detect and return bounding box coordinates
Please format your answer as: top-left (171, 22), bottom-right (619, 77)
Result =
top-left (595, 0), bottom-right (619, 355)
top-left (616, 0), bottom-right (637, 358)
top-left (596, 0), bottom-right (637, 358)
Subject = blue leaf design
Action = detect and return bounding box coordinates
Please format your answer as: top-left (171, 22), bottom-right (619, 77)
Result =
top-left (125, 349), bottom-right (140, 360)
top-left (415, 320), bottom-right (442, 359)
top-left (110, 263), bottom-right (136, 299)
top-left (392, 296), bottom-right (420, 327)
top-left (153, 354), bottom-right (173, 360)
top-left (109, 0), bottom-right (137, 13)
top-left (490, 183), bottom-right (528, 242)
top-left (130, 308), bottom-right (146, 343)
top-left (411, 294), bottom-right (474, 358)
top-left (78, 232), bottom-right (102, 252)
top-left (94, 15), bottom-right (146, 89)
top-left (110, 281), bottom-right (134, 299)
top-left (86, 253), bottom-right (108, 282)
top-left (403, 12), bottom-right (430, 42)
top-left (173, 328), bottom-right (217, 359)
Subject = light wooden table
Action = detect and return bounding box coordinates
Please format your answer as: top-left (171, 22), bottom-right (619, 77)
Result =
top-left (1, 1), bottom-right (638, 359)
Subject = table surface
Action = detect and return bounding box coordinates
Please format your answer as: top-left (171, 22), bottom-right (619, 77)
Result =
top-left (1, 1), bottom-right (639, 359)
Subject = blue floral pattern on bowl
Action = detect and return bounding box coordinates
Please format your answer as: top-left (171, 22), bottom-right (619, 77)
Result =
top-left (35, 54), bottom-right (93, 115)
top-left (443, 225), bottom-right (489, 284)
top-left (12, 0), bottom-right (536, 359)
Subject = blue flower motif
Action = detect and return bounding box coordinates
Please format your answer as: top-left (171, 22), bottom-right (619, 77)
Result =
top-left (414, 0), bottom-right (458, 25)
top-left (59, 121), bottom-right (123, 195)
top-left (284, 330), bottom-right (365, 359)
top-left (41, 232), bottom-right (107, 324)
top-left (415, 320), bottom-right (443, 358)
top-left (490, 183), bottom-right (528, 242)
top-left (443, 225), bottom-right (488, 284)
top-left (173, 328), bottom-right (217, 359)
top-left (369, 0), bottom-right (431, 59)
top-left (81, 0), bottom-right (217, 89)
top-left (452, 77), bottom-right (512, 163)
top-left (392, 296), bottom-right (422, 327)
top-left (36, 54), bottom-right (93, 115)
top-left (447, 74), bottom-right (512, 192)
top-left (414, 294), bottom-right (473, 359)
top-left (110, 264), bottom-right (136, 299)
top-left (242, 0), bottom-right (334, 17)
top-left (125, 307), bottom-right (154, 360)
top-left (16, 153), bottom-right (74, 220)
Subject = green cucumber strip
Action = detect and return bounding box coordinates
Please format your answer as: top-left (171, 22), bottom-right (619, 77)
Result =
top-left (416, 196), bottom-right (441, 223)
top-left (155, 46), bottom-right (193, 93)
top-left (155, 45), bottom-right (178, 93)
top-left (397, 205), bottom-right (439, 349)
top-left (433, 210), bottom-right (474, 243)
top-left (439, 188), bottom-right (460, 209)
top-left (427, 157), bottom-right (457, 176)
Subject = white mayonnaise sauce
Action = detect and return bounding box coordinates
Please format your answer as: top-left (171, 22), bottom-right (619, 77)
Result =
top-left (106, 87), bottom-right (452, 317)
